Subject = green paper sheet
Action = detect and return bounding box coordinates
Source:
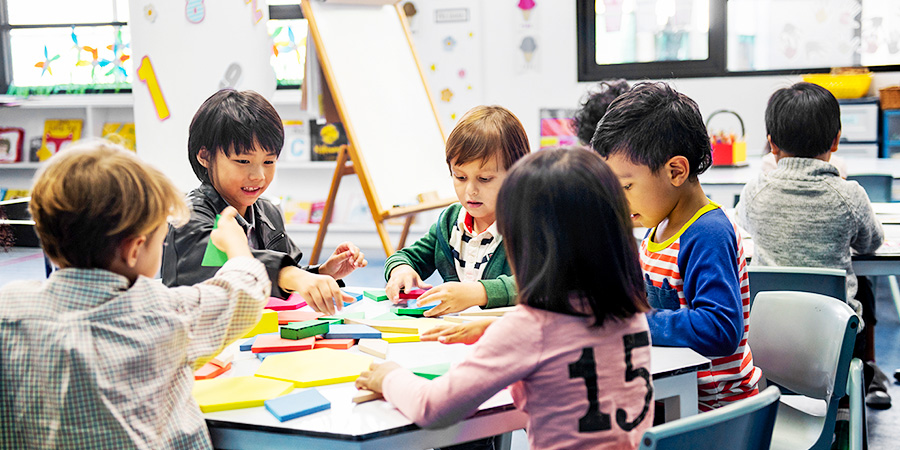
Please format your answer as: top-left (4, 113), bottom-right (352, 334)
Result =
top-left (201, 214), bottom-right (229, 267)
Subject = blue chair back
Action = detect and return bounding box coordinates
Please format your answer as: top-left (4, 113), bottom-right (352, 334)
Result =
top-left (847, 174), bottom-right (892, 202)
top-left (638, 386), bottom-right (780, 450)
top-left (747, 266), bottom-right (846, 310)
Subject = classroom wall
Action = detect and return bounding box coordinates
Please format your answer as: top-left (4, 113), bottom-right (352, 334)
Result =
top-left (476, 1), bottom-right (900, 155)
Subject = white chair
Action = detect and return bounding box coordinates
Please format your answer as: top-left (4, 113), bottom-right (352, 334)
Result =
top-left (749, 291), bottom-right (864, 450)
top-left (747, 266), bottom-right (846, 309)
top-left (638, 386), bottom-right (781, 450)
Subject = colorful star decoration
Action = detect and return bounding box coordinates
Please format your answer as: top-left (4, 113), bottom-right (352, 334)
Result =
top-left (440, 88), bottom-right (454, 102)
top-left (34, 46), bottom-right (60, 76)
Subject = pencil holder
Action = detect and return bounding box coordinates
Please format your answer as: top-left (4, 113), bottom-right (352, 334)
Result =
top-left (706, 110), bottom-right (747, 167)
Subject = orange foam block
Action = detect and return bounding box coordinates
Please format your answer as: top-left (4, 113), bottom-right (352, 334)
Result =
top-left (278, 310), bottom-right (324, 325)
top-left (194, 361), bottom-right (232, 380)
top-left (242, 309), bottom-right (279, 338)
top-left (314, 338), bottom-right (355, 350)
top-left (251, 335), bottom-right (316, 353)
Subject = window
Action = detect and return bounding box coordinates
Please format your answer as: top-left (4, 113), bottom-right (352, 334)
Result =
top-left (0, 0), bottom-right (307, 95)
top-left (577, 0), bottom-right (900, 81)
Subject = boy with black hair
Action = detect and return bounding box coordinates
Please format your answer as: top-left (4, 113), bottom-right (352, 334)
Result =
top-left (593, 82), bottom-right (761, 411)
top-left (735, 81), bottom-right (888, 409)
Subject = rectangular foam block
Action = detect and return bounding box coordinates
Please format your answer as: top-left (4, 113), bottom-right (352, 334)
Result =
top-left (252, 335), bottom-right (316, 353)
top-left (314, 338), bottom-right (355, 350)
top-left (264, 388), bottom-right (331, 422)
top-left (381, 332), bottom-right (420, 343)
top-left (277, 310), bottom-right (324, 325)
top-left (352, 389), bottom-right (383, 404)
top-left (265, 295), bottom-right (308, 311)
top-left (412, 362), bottom-right (452, 380)
top-left (323, 324), bottom-right (382, 340)
top-left (363, 289), bottom-right (389, 301)
top-left (281, 320), bottom-right (331, 340)
top-left (319, 311), bottom-right (366, 324)
top-left (398, 288), bottom-right (428, 299)
top-left (194, 361), bottom-right (231, 380)
top-left (257, 351), bottom-right (292, 361)
top-left (357, 338), bottom-right (389, 359)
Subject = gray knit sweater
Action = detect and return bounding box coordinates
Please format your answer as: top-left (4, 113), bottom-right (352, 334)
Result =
top-left (735, 157), bottom-right (884, 302)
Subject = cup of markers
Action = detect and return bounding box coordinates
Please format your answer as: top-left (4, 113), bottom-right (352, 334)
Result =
top-left (706, 110), bottom-right (747, 167)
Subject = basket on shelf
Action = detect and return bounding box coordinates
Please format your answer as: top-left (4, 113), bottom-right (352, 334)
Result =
top-left (880, 86), bottom-right (900, 110)
top-left (802, 73), bottom-right (873, 99)
top-left (706, 110), bottom-right (747, 167)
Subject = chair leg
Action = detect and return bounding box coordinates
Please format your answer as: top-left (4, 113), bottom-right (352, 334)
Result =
top-left (848, 359), bottom-right (865, 450)
top-left (888, 275), bottom-right (900, 323)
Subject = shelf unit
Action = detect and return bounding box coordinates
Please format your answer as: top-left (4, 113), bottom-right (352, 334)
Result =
top-left (884, 110), bottom-right (900, 159)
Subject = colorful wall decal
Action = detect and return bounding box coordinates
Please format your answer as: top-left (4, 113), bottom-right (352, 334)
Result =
top-left (518, 0), bottom-right (535, 21)
top-left (443, 36), bottom-right (457, 51)
top-left (137, 56), bottom-right (171, 121)
top-left (520, 36), bottom-right (537, 62)
top-left (186, 0), bottom-right (205, 23)
top-left (245, 0), bottom-right (263, 24)
top-left (34, 46), bottom-right (60, 76)
top-left (219, 63), bottom-right (243, 89)
top-left (440, 88), bottom-right (454, 102)
top-left (144, 4), bottom-right (158, 23)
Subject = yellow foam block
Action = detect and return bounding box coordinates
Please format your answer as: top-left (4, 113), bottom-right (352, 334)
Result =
top-left (404, 317), bottom-right (447, 334)
top-left (255, 348), bottom-right (373, 387)
top-left (381, 332), bottom-right (420, 343)
top-left (242, 309), bottom-right (279, 338)
top-left (192, 376), bottom-right (294, 413)
top-left (353, 319), bottom-right (419, 334)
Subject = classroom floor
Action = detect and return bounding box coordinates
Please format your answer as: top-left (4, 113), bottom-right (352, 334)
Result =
top-left (1, 246), bottom-right (898, 449)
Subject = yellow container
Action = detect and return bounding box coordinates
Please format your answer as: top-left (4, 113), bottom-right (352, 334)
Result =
top-left (802, 73), bottom-right (873, 99)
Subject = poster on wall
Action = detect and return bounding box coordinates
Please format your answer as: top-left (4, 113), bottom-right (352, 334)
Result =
top-left (405, 0), bottom-right (484, 132)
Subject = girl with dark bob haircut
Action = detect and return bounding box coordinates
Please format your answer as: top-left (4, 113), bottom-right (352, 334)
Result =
top-left (356, 148), bottom-right (653, 450)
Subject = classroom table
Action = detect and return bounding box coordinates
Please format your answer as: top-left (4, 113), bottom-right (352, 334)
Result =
top-left (202, 296), bottom-right (711, 450)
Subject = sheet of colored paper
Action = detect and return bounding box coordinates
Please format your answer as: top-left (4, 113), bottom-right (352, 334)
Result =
top-left (193, 376), bottom-right (294, 412)
top-left (252, 335), bottom-right (316, 353)
top-left (265, 388), bottom-right (331, 422)
top-left (255, 348), bottom-right (373, 387)
top-left (200, 214), bottom-right (229, 267)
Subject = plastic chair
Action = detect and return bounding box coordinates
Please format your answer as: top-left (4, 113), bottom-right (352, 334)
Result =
top-left (749, 291), bottom-right (862, 450)
top-left (747, 266), bottom-right (846, 309)
top-left (638, 385), bottom-right (781, 450)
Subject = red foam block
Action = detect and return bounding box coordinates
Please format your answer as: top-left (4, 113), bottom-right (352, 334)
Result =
top-left (265, 294), bottom-right (308, 311)
top-left (251, 335), bottom-right (316, 353)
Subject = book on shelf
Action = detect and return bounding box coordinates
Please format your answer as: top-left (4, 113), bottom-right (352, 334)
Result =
top-left (102, 122), bottom-right (136, 151)
top-left (282, 120), bottom-right (311, 162)
top-left (310, 121), bottom-right (347, 162)
top-left (2, 189), bottom-right (30, 201)
top-left (281, 196), bottom-right (312, 225)
top-left (38, 119), bottom-right (83, 161)
top-left (0, 128), bottom-right (25, 163)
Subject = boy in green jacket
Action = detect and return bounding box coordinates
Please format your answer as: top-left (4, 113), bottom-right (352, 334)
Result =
top-left (385, 105), bottom-right (530, 316)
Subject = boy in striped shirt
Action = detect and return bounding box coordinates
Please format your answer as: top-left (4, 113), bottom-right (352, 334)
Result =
top-left (591, 82), bottom-right (761, 411)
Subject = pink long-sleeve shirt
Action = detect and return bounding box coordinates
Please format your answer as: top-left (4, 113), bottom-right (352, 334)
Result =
top-left (382, 303), bottom-right (654, 450)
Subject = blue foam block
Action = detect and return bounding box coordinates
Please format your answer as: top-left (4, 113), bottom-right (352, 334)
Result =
top-left (265, 389), bottom-right (331, 422)
top-left (323, 324), bottom-right (382, 339)
top-left (256, 351), bottom-right (292, 361)
top-left (342, 290), bottom-right (364, 303)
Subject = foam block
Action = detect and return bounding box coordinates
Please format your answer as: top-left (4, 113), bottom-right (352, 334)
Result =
top-left (370, 311), bottom-right (414, 321)
top-left (363, 289), bottom-right (389, 301)
top-left (192, 376), bottom-right (294, 413)
top-left (319, 311), bottom-right (366, 324)
top-left (381, 332), bottom-right (419, 343)
top-left (358, 338), bottom-right (388, 359)
top-left (209, 353), bottom-right (234, 368)
top-left (352, 389), bottom-right (384, 404)
top-left (393, 305), bottom-right (436, 317)
top-left (255, 348), bottom-right (373, 387)
top-left (411, 362), bottom-right (452, 380)
top-left (252, 335), bottom-right (316, 353)
top-left (342, 290), bottom-right (364, 302)
top-left (398, 288), bottom-right (428, 299)
top-left (458, 306), bottom-right (516, 317)
top-left (314, 338), bottom-right (355, 350)
top-left (240, 332), bottom-right (279, 351)
top-left (265, 295), bottom-right (308, 311)
top-left (281, 320), bottom-right (330, 340)
top-left (257, 351), bottom-right (292, 361)
top-left (351, 319), bottom-right (418, 334)
top-left (324, 324), bottom-right (382, 339)
top-left (277, 310), bottom-right (324, 325)
top-left (194, 361), bottom-right (232, 380)
top-left (241, 309), bottom-right (279, 338)
top-left (264, 388), bottom-right (331, 422)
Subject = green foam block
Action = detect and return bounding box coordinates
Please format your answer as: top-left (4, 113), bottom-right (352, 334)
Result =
top-left (363, 289), bottom-right (388, 301)
top-left (280, 320), bottom-right (330, 340)
top-left (411, 362), bottom-right (452, 380)
top-left (200, 214), bottom-right (229, 267)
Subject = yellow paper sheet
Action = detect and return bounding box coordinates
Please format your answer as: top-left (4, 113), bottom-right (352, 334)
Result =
top-left (255, 348), bottom-right (373, 387)
top-left (193, 376), bottom-right (294, 413)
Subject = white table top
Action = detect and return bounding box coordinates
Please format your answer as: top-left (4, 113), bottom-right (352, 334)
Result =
top-left (699, 156), bottom-right (900, 185)
top-left (203, 296), bottom-right (710, 442)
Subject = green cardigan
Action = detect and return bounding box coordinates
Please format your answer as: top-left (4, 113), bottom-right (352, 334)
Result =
top-left (383, 203), bottom-right (516, 308)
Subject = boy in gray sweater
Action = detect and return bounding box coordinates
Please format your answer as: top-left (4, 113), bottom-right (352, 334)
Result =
top-left (735, 81), bottom-right (889, 409)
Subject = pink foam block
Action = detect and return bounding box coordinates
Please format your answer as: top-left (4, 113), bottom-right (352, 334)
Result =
top-left (265, 294), bottom-right (308, 311)
top-left (277, 310), bottom-right (324, 325)
top-left (398, 288), bottom-right (428, 300)
top-left (251, 335), bottom-right (316, 353)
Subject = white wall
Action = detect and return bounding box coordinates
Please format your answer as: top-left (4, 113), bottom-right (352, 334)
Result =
top-left (478, 1), bottom-right (900, 155)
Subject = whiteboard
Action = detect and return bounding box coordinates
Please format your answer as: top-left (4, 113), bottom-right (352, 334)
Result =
top-left (304, 1), bottom-right (452, 214)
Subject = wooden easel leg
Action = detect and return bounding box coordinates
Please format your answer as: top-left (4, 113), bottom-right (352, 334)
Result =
top-left (396, 215), bottom-right (415, 250)
top-left (311, 147), bottom-right (350, 265)
top-left (375, 219), bottom-right (394, 257)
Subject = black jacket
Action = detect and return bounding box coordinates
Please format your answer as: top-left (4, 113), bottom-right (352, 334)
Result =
top-left (161, 183), bottom-right (317, 298)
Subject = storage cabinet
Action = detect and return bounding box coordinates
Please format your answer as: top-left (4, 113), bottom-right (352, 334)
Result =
top-left (884, 110), bottom-right (900, 159)
top-left (838, 97), bottom-right (880, 158)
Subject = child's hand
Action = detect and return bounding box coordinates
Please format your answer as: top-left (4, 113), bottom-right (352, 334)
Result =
top-left (418, 282), bottom-right (487, 317)
top-left (279, 266), bottom-right (356, 315)
top-left (319, 242), bottom-right (367, 280)
top-left (210, 207), bottom-right (252, 259)
top-left (355, 361), bottom-right (402, 393)
top-left (420, 319), bottom-right (494, 345)
top-left (385, 265), bottom-right (433, 303)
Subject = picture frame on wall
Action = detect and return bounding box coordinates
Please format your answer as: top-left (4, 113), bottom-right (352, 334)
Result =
top-left (0, 128), bottom-right (25, 163)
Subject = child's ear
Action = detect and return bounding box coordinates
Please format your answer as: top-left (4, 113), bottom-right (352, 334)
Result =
top-left (666, 156), bottom-right (690, 187)
top-left (118, 235), bottom-right (147, 268)
top-left (830, 131), bottom-right (841, 153)
top-left (197, 147), bottom-right (211, 168)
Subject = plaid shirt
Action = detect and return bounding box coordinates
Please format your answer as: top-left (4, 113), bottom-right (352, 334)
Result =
top-left (0, 257), bottom-right (269, 450)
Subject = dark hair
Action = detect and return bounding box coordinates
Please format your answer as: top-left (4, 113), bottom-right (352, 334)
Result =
top-left (765, 82), bottom-right (841, 157)
top-left (591, 82), bottom-right (712, 178)
top-left (188, 89), bottom-right (284, 184)
top-left (573, 79), bottom-right (630, 146)
top-left (496, 147), bottom-right (648, 325)
top-left (445, 105), bottom-right (530, 170)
